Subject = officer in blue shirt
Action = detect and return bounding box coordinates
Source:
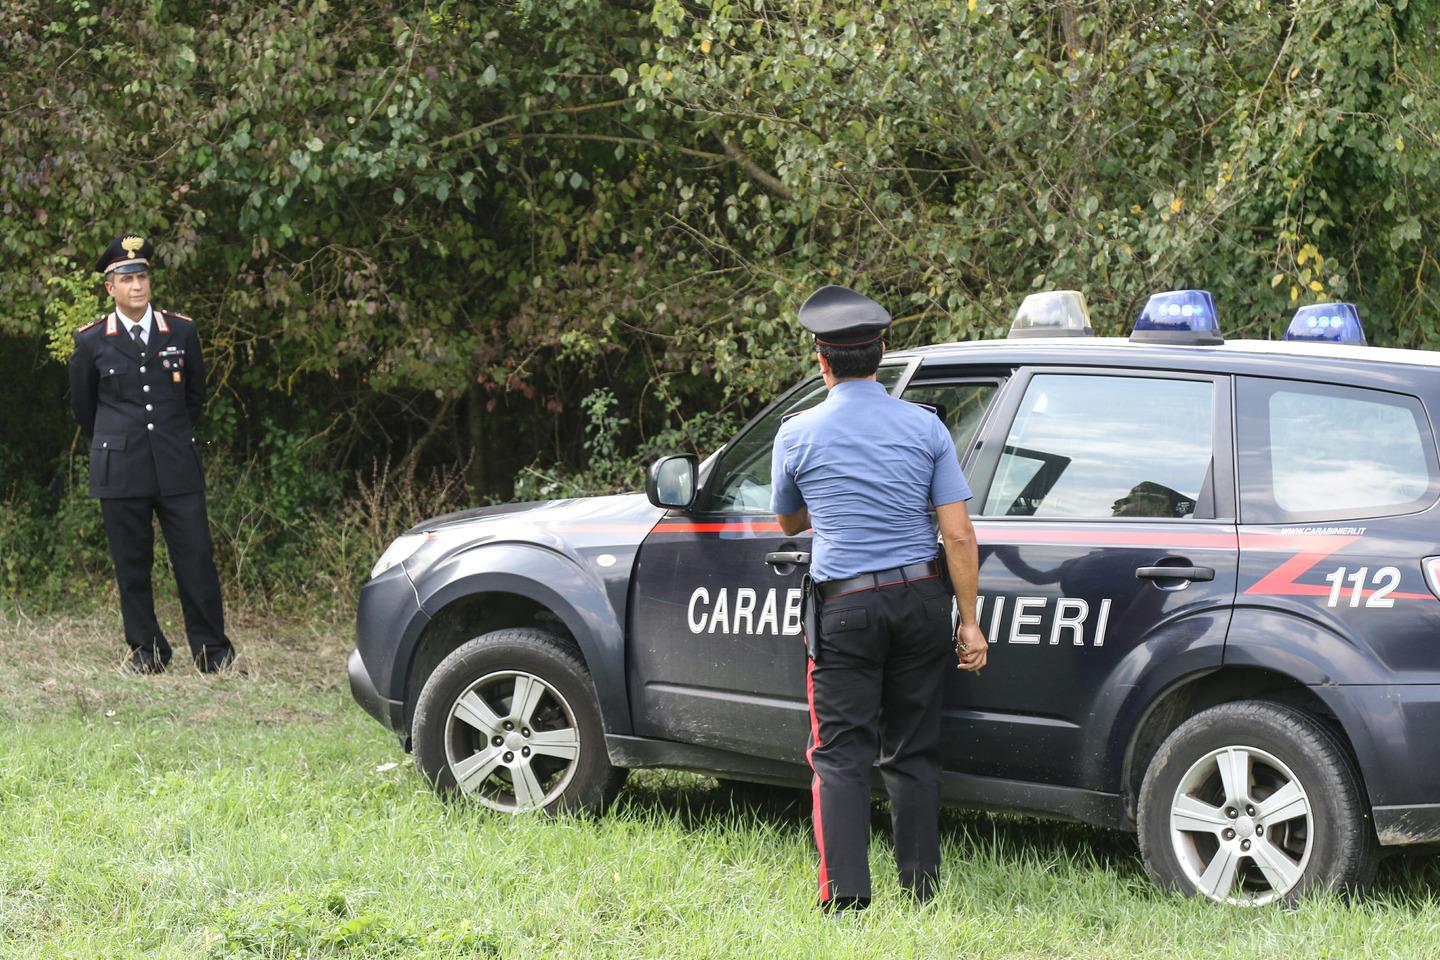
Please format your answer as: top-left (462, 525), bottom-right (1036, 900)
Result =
top-left (771, 284), bottom-right (988, 912)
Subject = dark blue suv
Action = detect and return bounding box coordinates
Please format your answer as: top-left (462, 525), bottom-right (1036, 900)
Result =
top-left (349, 291), bottom-right (1440, 905)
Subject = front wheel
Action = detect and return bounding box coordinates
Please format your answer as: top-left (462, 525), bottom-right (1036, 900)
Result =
top-left (1137, 700), bottom-right (1377, 905)
top-left (412, 628), bottom-right (626, 814)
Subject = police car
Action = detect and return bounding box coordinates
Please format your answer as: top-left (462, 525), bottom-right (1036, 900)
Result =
top-left (350, 289), bottom-right (1440, 905)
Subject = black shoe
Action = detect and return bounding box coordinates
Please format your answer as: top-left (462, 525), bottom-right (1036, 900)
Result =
top-left (127, 648), bottom-right (170, 675)
top-left (195, 648), bottom-right (239, 674)
top-left (821, 895), bottom-right (870, 915)
top-left (901, 871), bottom-right (938, 906)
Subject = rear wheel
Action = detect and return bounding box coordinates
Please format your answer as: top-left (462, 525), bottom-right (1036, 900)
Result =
top-left (1138, 700), bottom-right (1377, 905)
top-left (412, 628), bottom-right (626, 814)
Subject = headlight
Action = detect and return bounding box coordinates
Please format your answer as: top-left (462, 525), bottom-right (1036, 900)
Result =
top-left (370, 533), bottom-right (429, 579)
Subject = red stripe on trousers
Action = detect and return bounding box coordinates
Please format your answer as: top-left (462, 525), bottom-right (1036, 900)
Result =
top-left (805, 655), bottom-right (830, 903)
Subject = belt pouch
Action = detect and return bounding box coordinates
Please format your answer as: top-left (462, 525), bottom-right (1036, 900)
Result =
top-left (801, 572), bottom-right (821, 661)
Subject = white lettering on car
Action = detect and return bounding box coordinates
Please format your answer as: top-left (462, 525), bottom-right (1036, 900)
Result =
top-left (687, 587), bottom-right (709, 633)
top-left (756, 589), bottom-right (780, 634)
top-left (978, 594), bottom-right (1113, 647)
top-left (1010, 597), bottom-right (1045, 644)
top-left (707, 589), bottom-right (730, 633)
top-left (1323, 565), bottom-right (1402, 608)
top-left (686, 588), bottom-right (1117, 646)
top-left (685, 587), bottom-right (805, 636)
top-left (783, 588), bottom-right (803, 635)
top-left (733, 587), bottom-right (757, 634)
top-left (985, 596), bottom-right (1006, 643)
top-left (1093, 597), bottom-right (1112, 647)
top-left (1050, 598), bottom-right (1089, 645)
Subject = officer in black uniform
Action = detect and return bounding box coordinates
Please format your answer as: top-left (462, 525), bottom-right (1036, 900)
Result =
top-left (69, 233), bottom-right (236, 674)
top-left (770, 285), bottom-right (988, 911)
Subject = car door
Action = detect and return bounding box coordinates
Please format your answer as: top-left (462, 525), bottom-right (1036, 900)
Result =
top-left (627, 364), bottom-right (912, 760)
top-left (951, 368), bottom-right (1241, 790)
top-left (1231, 376), bottom-right (1440, 681)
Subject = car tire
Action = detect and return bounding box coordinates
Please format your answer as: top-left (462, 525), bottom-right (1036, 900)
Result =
top-left (1137, 699), bottom-right (1377, 905)
top-left (412, 628), bottom-right (627, 815)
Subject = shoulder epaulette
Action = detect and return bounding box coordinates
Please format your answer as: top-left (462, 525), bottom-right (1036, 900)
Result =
top-left (76, 315), bottom-right (105, 334)
top-left (906, 400), bottom-right (939, 416)
top-left (160, 308), bottom-right (194, 323)
top-left (781, 410), bottom-right (808, 423)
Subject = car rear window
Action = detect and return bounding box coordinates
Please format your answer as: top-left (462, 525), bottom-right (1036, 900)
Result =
top-left (1236, 377), bottom-right (1440, 523)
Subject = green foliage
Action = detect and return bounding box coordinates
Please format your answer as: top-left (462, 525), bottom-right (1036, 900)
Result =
top-left (216, 885), bottom-right (499, 956)
top-left (638, 0), bottom-right (1440, 349)
top-left (514, 387), bottom-right (642, 500)
top-left (6, 0), bottom-right (1440, 608)
top-left (0, 448), bottom-right (470, 612)
top-left (41, 257), bottom-right (100, 362)
top-left (11, 0), bottom-right (1437, 408)
top-left (258, 420), bottom-right (346, 529)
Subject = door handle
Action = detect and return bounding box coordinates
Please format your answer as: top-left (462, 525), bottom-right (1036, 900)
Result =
top-left (1136, 565), bottom-right (1214, 582)
top-left (765, 551), bottom-right (811, 566)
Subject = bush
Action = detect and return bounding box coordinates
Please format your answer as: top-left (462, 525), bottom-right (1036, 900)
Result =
top-left (0, 443), bottom-right (472, 617)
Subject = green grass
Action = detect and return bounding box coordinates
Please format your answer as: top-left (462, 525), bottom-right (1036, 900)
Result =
top-left (3, 606), bottom-right (1440, 958)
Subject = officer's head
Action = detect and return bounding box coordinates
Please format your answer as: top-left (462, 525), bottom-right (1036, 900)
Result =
top-left (798, 285), bottom-right (891, 384)
top-left (96, 232), bottom-right (154, 315)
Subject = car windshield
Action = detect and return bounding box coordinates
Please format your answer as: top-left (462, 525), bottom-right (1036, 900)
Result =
top-left (702, 363), bottom-right (908, 513)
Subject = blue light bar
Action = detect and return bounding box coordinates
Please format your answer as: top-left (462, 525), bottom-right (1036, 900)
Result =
top-left (1284, 303), bottom-right (1367, 345)
top-left (1130, 289), bottom-right (1223, 345)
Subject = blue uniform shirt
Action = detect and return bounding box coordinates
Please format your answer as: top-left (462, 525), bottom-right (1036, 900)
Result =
top-left (771, 379), bottom-right (972, 582)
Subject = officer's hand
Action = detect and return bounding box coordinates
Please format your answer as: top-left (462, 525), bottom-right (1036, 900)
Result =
top-left (956, 623), bottom-right (988, 673)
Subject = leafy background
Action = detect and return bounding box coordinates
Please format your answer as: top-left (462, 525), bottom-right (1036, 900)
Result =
top-left (3, 0), bottom-right (1438, 609)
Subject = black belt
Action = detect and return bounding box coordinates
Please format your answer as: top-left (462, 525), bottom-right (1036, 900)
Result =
top-left (817, 560), bottom-right (941, 600)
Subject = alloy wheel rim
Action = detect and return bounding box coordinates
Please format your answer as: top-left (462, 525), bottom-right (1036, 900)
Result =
top-left (444, 670), bottom-right (581, 813)
top-left (1168, 744), bottom-right (1314, 905)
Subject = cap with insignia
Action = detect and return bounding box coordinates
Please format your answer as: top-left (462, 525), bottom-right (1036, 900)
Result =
top-left (798, 284), bottom-right (892, 347)
top-left (95, 232), bottom-right (154, 275)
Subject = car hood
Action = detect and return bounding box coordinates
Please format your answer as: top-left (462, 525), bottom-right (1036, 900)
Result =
top-left (406, 492), bottom-right (668, 553)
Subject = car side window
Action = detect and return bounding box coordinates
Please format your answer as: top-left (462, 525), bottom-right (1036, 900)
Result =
top-left (981, 374), bottom-right (1215, 519)
top-left (900, 381), bottom-right (1000, 461)
top-left (701, 364), bottom-right (907, 514)
top-left (1236, 377), bottom-right (1440, 523)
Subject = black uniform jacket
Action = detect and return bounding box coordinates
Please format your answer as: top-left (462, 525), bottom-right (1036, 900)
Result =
top-left (69, 308), bottom-right (208, 499)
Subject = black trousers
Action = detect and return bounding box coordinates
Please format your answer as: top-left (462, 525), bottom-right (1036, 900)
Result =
top-left (807, 572), bottom-right (953, 906)
top-left (100, 492), bottom-right (232, 666)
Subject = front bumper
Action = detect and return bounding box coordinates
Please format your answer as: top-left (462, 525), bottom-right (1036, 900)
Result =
top-left (348, 648), bottom-right (404, 737)
top-left (351, 562), bottom-right (428, 744)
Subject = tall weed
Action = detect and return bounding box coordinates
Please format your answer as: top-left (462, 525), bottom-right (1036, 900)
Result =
top-left (0, 443), bottom-right (472, 616)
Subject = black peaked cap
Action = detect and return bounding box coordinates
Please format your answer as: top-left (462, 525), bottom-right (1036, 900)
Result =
top-left (799, 285), bottom-right (892, 346)
top-left (95, 232), bottom-right (155, 275)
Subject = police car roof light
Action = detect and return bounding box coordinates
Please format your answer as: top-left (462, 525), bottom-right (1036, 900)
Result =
top-left (1283, 302), bottom-right (1367, 346)
top-left (1129, 289), bottom-right (1223, 346)
top-left (1008, 290), bottom-right (1093, 339)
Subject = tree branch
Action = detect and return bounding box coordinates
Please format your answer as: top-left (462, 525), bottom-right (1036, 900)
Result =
top-left (438, 99), bottom-right (631, 148)
top-left (720, 137), bottom-right (794, 200)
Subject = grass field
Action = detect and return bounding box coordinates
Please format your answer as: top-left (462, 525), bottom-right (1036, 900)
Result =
top-left (4, 606), bottom-right (1440, 958)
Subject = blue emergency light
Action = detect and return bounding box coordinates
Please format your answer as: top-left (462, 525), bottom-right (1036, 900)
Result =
top-left (1007, 290), bottom-right (1093, 338)
top-left (1283, 303), bottom-right (1367, 345)
top-left (1129, 289), bottom-right (1223, 345)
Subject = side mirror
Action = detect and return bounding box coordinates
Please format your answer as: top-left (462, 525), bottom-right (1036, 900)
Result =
top-left (646, 454), bottom-right (699, 510)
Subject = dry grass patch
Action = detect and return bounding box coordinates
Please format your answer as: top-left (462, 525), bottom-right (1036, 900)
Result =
top-left (0, 602), bottom-right (351, 728)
